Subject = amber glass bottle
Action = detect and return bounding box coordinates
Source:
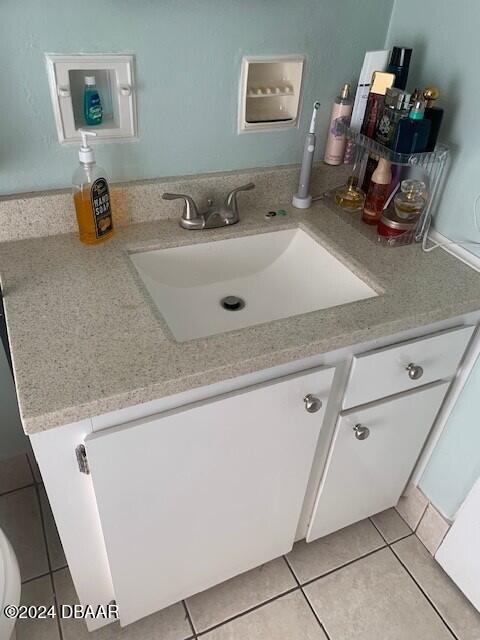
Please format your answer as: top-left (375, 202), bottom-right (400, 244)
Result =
top-left (72, 130), bottom-right (114, 245)
top-left (362, 158), bottom-right (392, 225)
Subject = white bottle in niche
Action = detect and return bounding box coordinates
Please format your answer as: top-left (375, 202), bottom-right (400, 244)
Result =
top-left (324, 84), bottom-right (353, 165)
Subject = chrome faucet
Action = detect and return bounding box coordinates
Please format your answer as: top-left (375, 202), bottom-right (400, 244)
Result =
top-left (162, 183), bottom-right (255, 230)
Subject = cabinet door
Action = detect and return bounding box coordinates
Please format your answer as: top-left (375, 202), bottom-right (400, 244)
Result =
top-left (307, 381), bottom-right (449, 542)
top-left (85, 367), bottom-right (334, 626)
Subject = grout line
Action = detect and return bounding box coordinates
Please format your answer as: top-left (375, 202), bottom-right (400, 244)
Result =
top-left (30, 473), bottom-right (65, 639)
top-left (301, 588), bottom-right (333, 640)
top-left (283, 555), bottom-right (333, 640)
top-left (183, 600), bottom-right (198, 638)
top-left (0, 481), bottom-right (36, 498)
top-left (21, 571), bottom-right (50, 586)
top-left (298, 543), bottom-right (388, 589)
top-left (369, 515), bottom-right (389, 544)
top-left (50, 564), bottom-right (69, 575)
top-left (49, 571), bottom-right (64, 640)
top-left (282, 554), bottom-right (301, 587)
top-left (21, 570), bottom-right (52, 585)
top-left (389, 545), bottom-right (460, 640)
top-left (368, 514), bottom-right (412, 546)
top-left (393, 505), bottom-right (418, 532)
top-left (195, 585), bottom-right (300, 637)
top-left (26, 450), bottom-right (43, 485)
top-left (32, 482), bottom-right (54, 574)
top-left (413, 502), bottom-right (429, 533)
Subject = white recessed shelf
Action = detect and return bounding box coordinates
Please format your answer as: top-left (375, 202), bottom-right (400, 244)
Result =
top-left (239, 55), bottom-right (305, 133)
top-left (45, 54), bottom-right (137, 144)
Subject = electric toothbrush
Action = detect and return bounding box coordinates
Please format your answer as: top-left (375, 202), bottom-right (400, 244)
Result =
top-left (292, 101), bottom-right (321, 209)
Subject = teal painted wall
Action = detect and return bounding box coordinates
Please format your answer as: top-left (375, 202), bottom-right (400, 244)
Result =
top-left (387, 0), bottom-right (480, 518)
top-left (386, 0), bottom-right (480, 258)
top-left (420, 358), bottom-right (480, 518)
top-left (1, 0), bottom-right (393, 195)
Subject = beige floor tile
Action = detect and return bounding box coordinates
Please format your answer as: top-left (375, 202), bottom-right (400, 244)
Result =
top-left (202, 591), bottom-right (327, 640)
top-left (186, 557), bottom-right (296, 632)
top-left (396, 483), bottom-right (428, 530)
top-left (0, 486), bottom-right (49, 581)
top-left (39, 486), bottom-right (67, 570)
top-left (53, 568), bottom-right (192, 640)
top-left (0, 454), bottom-right (33, 494)
top-left (304, 547), bottom-right (452, 640)
top-left (16, 575), bottom-right (60, 640)
top-left (416, 504), bottom-right (450, 555)
top-left (393, 535), bottom-right (480, 640)
top-left (370, 508), bottom-right (412, 543)
top-left (287, 519), bottom-right (384, 583)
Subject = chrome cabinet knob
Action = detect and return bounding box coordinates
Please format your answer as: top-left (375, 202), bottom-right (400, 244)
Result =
top-left (303, 394), bottom-right (322, 413)
top-left (406, 363), bottom-right (424, 380)
top-left (353, 424), bottom-right (370, 440)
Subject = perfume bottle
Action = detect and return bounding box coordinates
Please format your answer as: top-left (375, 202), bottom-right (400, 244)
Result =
top-left (391, 101), bottom-right (431, 154)
top-left (360, 72), bottom-right (396, 139)
top-left (335, 145), bottom-right (366, 211)
top-left (394, 179), bottom-right (427, 218)
top-left (375, 88), bottom-right (411, 148)
top-left (386, 47), bottom-right (413, 91)
top-left (423, 86), bottom-right (444, 151)
top-left (334, 175), bottom-right (365, 211)
top-left (362, 158), bottom-right (392, 225)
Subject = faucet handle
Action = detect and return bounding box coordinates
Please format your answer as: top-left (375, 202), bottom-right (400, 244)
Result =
top-left (162, 192), bottom-right (200, 222)
top-left (225, 182), bottom-right (255, 209)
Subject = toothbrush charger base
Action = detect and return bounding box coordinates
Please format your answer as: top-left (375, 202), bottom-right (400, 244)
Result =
top-left (292, 194), bottom-right (312, 209)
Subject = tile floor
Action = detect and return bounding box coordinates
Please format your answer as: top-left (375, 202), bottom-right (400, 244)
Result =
top-left (2, 453), bottom-right (480, 640)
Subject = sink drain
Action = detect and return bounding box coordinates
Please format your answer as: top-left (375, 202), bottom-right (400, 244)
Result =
top-left (220, 295), bottom-right (245, 311)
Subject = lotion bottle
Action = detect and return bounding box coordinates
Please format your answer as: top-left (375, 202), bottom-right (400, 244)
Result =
top-left (73, 130), bottom-right (114, 245)
top-left (324, 84), bottom-right (352, 165)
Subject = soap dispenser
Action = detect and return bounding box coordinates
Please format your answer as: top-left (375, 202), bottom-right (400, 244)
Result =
top-left (73, 130), bottom-right (114, 245)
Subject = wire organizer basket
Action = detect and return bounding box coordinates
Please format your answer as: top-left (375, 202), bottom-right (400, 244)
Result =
top-left (329, 127), bottom-right (450, 247)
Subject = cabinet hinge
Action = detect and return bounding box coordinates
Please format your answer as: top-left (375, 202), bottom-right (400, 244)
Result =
top-left (75, 444), bottom-right (90, 474)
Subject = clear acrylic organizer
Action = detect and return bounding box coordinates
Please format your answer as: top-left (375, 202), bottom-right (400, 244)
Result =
top-left (327, 127), bottom-right (450, 247)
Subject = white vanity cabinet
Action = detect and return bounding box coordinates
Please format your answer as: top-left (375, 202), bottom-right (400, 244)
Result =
top-left (29, 317), bottom-right (478, 630)
top-left (83, 366), bottom-right (334, 626)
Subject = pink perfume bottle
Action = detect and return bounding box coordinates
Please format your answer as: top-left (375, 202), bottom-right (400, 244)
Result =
top-left (324, 84), bottom-right (353, 165)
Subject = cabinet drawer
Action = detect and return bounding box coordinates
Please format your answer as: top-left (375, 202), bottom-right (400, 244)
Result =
top-left (343, 325), bottom-right (474, 409)
top-left (307, 381), bottom-right (450, 542)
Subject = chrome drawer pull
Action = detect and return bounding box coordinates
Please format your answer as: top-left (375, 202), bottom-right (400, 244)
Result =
top-left (303, 394), bottom-right (322, 413)
top-left (406, 363), bottom-right (424, 380)
top-left (353, 424), bottom-right (370, 440)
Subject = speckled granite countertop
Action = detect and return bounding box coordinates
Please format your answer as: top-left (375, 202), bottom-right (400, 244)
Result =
top-left (1, 198), bottom-right (480, 434)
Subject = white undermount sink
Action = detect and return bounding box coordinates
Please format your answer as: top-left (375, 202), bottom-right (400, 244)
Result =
top-left (130, 228), bottom-right (377, 342)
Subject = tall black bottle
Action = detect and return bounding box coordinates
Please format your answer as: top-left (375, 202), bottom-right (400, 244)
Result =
top-left (423, 87), bottom-right (444, 152)
top-left (387, 47), bottom-right (413, 90)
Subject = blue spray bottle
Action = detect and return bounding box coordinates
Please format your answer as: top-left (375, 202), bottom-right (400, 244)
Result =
top-left (83, 76), bottom-right (103, 126)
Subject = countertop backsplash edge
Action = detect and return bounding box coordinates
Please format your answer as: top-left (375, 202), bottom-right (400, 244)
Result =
top-left (0, 163), bottom-right (349, 243)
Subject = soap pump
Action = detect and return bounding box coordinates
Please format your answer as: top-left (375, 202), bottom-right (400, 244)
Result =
top-left (73, 129), bottom-right (114, 245)
top-left (292, 101), bottom-right (321, 209)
